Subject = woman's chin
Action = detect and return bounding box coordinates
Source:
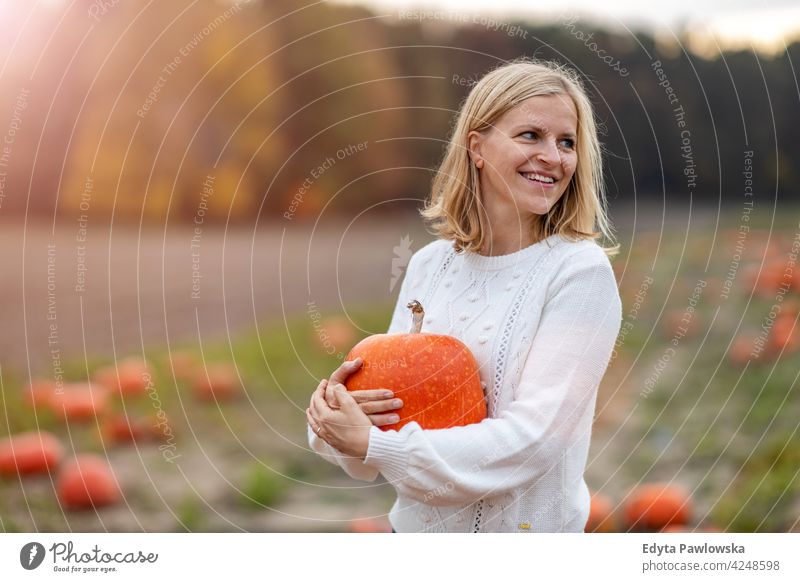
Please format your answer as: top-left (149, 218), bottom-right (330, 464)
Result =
top-left (521, 190), bottom-right (565, 215)
top-left (519, 198), bottom-right (554, 216)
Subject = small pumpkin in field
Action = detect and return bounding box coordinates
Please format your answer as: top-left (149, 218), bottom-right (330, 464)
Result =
top-left (192, 363), bottom-right (240, 401)
top-left (23, 380), bottom-right (57, 409)
top-left (48, 383), bottom-right (109, 421)
top-left (57, 455), bottom-right (120, 510)
top-left (662, 308), bottom-right (693, 340)
top-left (663, 522), bottom-right (722, 533)
top-left (0, 431), bottom-right (63, 476)
top-left (729, 334), bottom-right (756, 366)
top-left (345, 300), bottom-right (486, 431)
top-left (313, 315), bottom-right (357, 354)
top-left (781, 300), bottom-right (800, 319)
top-left (744, 261), bottom-right (785, 299)
top-left (624, 482), bottom-right (692, 531)
top-left (585, 491), bottom-right (616, 532)
top-left (147, 412), bottom-right (175, 442)
top-left (93, 357), bottom-right (150, 397)
top-left (99, 414), bottom-right (150, 445)
top-left (769, 315), bottom-right (799, 354)
top-left (167, 350), bottom-right (199, 382)
top-left (348, 517), bottom-right (392, 533)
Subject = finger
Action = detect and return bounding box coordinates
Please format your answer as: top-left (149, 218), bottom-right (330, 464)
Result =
top-left (332, 385), bottom-right (359, 410)
top-left (306, 408), bottom-right (322, 436)
top-left (310, 389), bottom-right (328, 419)
top-left (312, 378), bottom-right (327, 402)
top-left (324, 382), bottom-right (341, 409)
top-left (368, 412), bottom-right (401, 427)
top-left (317, 377), bottom-right (339, 409)
top-left (328, 357), bottom-right (363, 386)
top-left (306, 407), bottom-right (318, 429)
top-left (359, 398), bottom-right (403, 415)
top-left (350, 389), bottom-right (395, 403)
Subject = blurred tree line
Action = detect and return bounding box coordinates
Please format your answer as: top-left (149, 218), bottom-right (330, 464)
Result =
top-left (0, 0), bottom-right (796, 225)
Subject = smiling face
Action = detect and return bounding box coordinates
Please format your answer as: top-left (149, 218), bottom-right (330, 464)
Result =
top-left (468, 93), bottom-right (578, 240)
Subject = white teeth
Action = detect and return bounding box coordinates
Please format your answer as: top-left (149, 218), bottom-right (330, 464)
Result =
top-left (521, 172), bottom-right (555, 184)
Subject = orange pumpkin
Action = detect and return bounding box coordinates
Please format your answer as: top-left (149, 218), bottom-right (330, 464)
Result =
top-left (23, 380), bottom-right (56, 409)
top-left (345, 300), bottom-right (486, 431)
top-left (147, 412), bottom-right (175, 442)
top-left (315, 315), bottom-right (357, 354)
top-left (99, 414), bottom-right (150, 445)
top-left (662, 308), bottom-right (693, 340)
top-left (167, 351), bottom-right (199, 382)
top-left (624, 482), bottom-right (692, 531)
top-left (781, 300), bottom-right (800, 319)
top-left (0, 431), bottom-right (63, 476)
top-left (585, 491), bottom-right (616, 533)
top-left (744, 260), bottom-right (785, 299)
top-left (192, 363), bottom-right (240, 401)
top-left (348, 517), bottom-right (392, 533)
top-left (769, 315), bottom-right (799, 354)
top-left (48, 383), bottom-right (108, 421)
top-left (57, 455), bottom-right (120, 510)
top-left (93, 357), bottom-right (150, 397)
top-left (729, 334), bottom-right (756, 366)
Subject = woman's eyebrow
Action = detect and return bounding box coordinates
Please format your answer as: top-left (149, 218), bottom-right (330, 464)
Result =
top-left (510, 124), bottom-right (576, 139)
top-left (510, 124), bottom-right (544, 134)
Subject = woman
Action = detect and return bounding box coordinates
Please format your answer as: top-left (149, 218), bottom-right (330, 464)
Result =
top-left (306, 58), bottom-right (622, 533)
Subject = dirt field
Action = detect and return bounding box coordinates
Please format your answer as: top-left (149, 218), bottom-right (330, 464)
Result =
top-left (0, 216), bottom-right (432, 377)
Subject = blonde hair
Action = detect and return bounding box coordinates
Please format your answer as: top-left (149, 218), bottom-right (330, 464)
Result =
top-left (421, 58), bottom-right (619, 257)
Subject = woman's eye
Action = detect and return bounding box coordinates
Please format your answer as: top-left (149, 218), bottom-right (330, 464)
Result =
top-left (560, 138), bottom-right (575, 149)
top-left (520, 131), bottom-right (538, 140)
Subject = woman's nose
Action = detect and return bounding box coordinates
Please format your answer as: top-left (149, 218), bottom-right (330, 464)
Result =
top-left (533, 138), bottom-right (560, 166)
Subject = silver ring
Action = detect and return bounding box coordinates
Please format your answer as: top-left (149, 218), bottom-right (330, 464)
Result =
top-left (315, 425), bottom-right (322, 435)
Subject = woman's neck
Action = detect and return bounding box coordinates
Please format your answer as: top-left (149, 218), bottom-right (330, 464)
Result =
top-left (477, 216), bottom-right (542, 257)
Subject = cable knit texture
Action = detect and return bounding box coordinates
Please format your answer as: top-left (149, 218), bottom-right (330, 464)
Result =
top-left (308, 233), bottom-right (622, 532)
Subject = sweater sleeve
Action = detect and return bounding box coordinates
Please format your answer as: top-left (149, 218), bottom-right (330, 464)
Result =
top-left (306, 244), bottom-right (422, 481)
top-left (363, 251), bottom-right (622, 506)
top-left (307, 424), bottom-right (379, 481)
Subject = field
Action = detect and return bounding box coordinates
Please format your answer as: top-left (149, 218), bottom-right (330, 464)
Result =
top-left (1, 208), bottom-right (799, 532)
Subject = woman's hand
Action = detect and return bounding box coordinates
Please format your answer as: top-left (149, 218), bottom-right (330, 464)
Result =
top-left (323, 358), bottom-right (403, 427)
top-left (307, 378), bottom-right (372, 458)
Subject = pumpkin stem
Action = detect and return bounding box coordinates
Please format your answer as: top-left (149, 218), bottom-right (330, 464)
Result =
top-left (407, 300), bottom-right (424, 333)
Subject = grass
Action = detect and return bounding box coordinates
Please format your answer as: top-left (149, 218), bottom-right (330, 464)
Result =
top-left (238, 462), bottom-right (288, 509)
top-left (175, 493), bottom-right (205, 532)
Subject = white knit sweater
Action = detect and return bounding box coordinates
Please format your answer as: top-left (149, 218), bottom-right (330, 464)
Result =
top-left (309, 233), bottom-right (622, 532)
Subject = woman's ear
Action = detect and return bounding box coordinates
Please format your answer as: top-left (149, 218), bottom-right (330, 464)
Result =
top-left (467, 130), bottom-right (484, 169)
